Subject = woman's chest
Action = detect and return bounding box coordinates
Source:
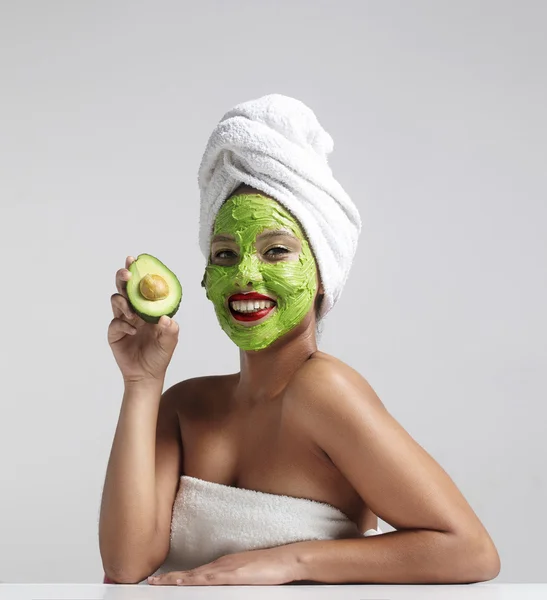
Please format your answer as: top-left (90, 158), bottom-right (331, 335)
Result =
top-left (178, 392), bottom-right (364, 523)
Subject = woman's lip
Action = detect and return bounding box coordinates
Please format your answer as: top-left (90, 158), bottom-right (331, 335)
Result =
top-left (229, 292), bottom-right (276, 303)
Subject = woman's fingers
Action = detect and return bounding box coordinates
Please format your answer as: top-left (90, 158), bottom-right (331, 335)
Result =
top-left (115, 268), bottom-right (131, 298)
top-left (108, 317), bottom-right (137, 343)
top-left (148, 572), bottom-right (182, 585)
top-left (116, 257), bottom-right (135, 299)
top-left (111, 293), bottom-right (135, 320)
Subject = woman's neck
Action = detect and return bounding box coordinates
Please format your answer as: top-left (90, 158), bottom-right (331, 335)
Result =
top-left (234, 316), bottom-right (318, 406)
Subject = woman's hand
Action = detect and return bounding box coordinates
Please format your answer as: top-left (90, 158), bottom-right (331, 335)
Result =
top-left (108, 255), bottom-right (180, 384)
top-left (147, 545), bottom-right (301, 586)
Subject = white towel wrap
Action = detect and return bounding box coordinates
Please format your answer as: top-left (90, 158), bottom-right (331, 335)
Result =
top-left (197, 93), bottom-right (362, 321)
top-left (152, 475), bottom-right (382, 576)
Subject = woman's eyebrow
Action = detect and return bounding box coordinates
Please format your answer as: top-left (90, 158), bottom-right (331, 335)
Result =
top-left (212, 229), bottom-right (298, 243)
top-left (257, 229), bottom-right (297, 240)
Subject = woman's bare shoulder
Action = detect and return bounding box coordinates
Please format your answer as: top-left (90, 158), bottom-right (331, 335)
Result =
top-left (292, 351), bottom-right (385, 409)
top-left (167, 372), bottom-right (238, 418)
top-left (304, 350), bottom-right (366, 383)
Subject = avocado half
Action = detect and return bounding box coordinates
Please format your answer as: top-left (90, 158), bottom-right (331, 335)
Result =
top-left (126, 254), bottom-right (182, 324)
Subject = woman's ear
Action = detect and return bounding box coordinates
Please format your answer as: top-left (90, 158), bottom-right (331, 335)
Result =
top-left (201, 271), bottom-right (209, 299)
top-left (315, 267), bottom-right (324, 294)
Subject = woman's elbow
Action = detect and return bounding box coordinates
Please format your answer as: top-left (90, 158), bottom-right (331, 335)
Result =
top-left (103, 558), bottom-right (161, 585)
top-left (104, 565), bottom-right (147, 584)
top-left (476, 542), bottom-right (501, 582)
top-left (101, 540), bottom-right (168, 584)
top-left (458, 532), bottom-right (501, 583)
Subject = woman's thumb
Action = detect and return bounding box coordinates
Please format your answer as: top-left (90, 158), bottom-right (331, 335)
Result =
top-left (159, 315), bottom-right (178, 338)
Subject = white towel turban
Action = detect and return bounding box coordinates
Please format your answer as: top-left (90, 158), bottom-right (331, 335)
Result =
top-left (197, 93), bottom-right (362, 320)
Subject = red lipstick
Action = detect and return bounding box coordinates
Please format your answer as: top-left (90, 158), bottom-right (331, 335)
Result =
top-left (228, 292), bottom-right (276, 302)
top-left (228, 291), bottom-right (277, 322)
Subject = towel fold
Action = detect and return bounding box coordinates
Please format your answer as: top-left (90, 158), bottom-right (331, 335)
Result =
top-left (152, 475), bottom-right (382, 575)
top-left (197, 93), bottom-right (362, 320)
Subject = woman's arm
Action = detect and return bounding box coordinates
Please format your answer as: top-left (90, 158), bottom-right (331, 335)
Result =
top-left (99, 378), bottom-right (184, 583)
top-left (284, 362), bottom-right (500, 584)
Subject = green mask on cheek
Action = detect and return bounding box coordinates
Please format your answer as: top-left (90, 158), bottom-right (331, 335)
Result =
top-left (203, 194), bottom-right (318, 351)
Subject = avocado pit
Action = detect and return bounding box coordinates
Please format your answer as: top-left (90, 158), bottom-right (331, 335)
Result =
top-left (139, 273), bottom-right (169, 301)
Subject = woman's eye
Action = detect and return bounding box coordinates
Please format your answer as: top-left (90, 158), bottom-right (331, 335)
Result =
top-left (213, 247), bottom-right (289, 260)
top-left (265, 246), bottom-right (289, 257)
top-left (214, 250), bottom-right (237, 259)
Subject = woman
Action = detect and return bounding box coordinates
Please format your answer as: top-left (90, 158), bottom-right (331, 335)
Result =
top-left (99, 95), bottom-right (500, 586)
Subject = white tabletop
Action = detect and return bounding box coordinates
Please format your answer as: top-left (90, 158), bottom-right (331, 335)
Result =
top-left (0, 584), bottom-right (545, 600)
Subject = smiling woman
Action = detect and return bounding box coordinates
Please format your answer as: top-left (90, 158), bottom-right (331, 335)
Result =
top-left (202, 191), bottom-right (322, 350)
top-left (99, 94), bottom-right (500, 587)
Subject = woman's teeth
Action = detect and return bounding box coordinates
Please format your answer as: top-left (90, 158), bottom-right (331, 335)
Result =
top-left (230, 299), bottom-right (275, 313)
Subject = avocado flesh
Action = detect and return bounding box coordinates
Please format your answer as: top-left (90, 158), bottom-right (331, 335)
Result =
top-left (126, 254), bottom-right (182, 324)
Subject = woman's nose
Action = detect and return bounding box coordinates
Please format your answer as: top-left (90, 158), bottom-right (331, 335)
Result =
top-left (234, 254), bottom-right (263, 287)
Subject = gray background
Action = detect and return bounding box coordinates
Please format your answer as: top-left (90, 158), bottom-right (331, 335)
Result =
top-left (1, 0), bottom-right (545, 585)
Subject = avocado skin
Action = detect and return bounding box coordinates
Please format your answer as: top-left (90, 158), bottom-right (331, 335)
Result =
top-left (126, 253), bottom-right (182, 324)
top-left (133, 299), bottom-right (181, 324)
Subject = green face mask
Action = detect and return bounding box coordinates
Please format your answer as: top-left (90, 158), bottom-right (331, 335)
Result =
top-left (203, 193), bottom-right (318, 351)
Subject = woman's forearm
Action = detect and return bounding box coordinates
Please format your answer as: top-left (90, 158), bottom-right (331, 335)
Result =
top-left (289, 529), bottom-right (500, 584)
top-left (99, 378), bottom-right (165, 580)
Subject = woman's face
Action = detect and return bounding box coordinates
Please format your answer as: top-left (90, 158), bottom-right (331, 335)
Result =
top-left (203, 193), bottom-right (319, 351)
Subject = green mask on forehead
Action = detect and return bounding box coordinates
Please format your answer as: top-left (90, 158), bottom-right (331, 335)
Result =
top-left (203, 193), bottom-right (318, 351)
